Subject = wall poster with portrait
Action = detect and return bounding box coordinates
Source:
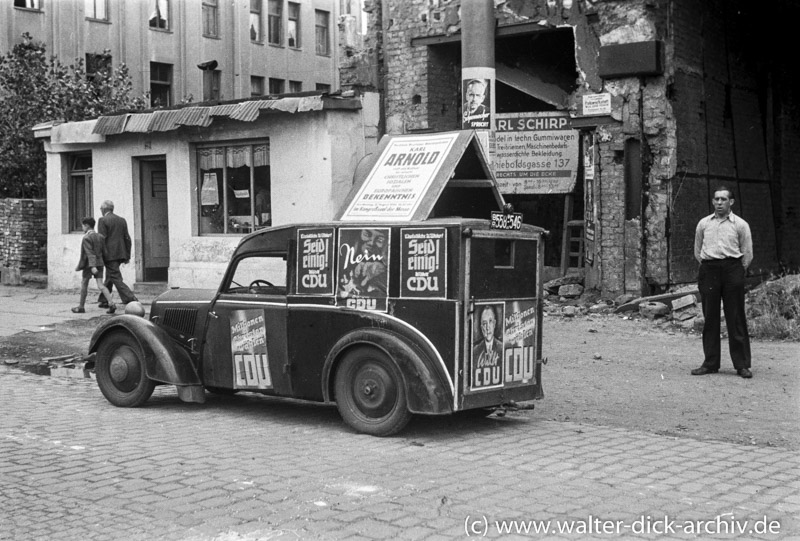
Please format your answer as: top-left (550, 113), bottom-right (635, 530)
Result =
top-left (336, 227), bottom-right (391, 311)
top-left (470, 302), bottom-right (505, 391)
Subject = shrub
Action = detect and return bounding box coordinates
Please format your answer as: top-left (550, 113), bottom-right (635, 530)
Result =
top-left (746, 274), bottom-right (800, 341)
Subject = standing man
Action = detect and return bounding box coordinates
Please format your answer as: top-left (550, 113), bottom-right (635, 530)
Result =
top-left (97, 200), bottom-right (138, 307)
top-left (692, 186), bottom-right (753, 378)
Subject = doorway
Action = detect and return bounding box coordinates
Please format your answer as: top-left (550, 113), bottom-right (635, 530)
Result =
top-left (139, 159), bottom-right (170, 282)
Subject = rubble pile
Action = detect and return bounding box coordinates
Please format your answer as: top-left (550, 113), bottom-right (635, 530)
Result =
top-left (543, 272), bottom-right (800, 339)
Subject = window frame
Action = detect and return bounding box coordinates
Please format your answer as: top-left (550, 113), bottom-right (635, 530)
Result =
top-left (202, 0), bottom-right (219, 38)
top-left (85, 0), bottom-right (108, 21)
top-left (315, 9), bottom-right (330, 56)
top-left (251, 76), bottom-right (265, 97)
top-left (288, 80), bottom-right (302, 93)
top-left (203, 69), bottom-right (221, 101)
top-left (14, 0), bottom-right (41, 10)
top-left (287, 2), bottom-right (300, 48)
top-left (268, 78), bottom-right (285, 95)
top-left (148, 0), bottom-right (170, 31)
top-left (267, 0), bottom-right (282, 46)
top-left (250, 0), bottom-right (263, 43)
top-left (150, 62), bottom-right (173, 107)
top-left (68, 153), bottom-right (93, 233)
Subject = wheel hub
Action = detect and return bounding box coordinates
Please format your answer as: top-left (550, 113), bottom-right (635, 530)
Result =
top-left (109, 354), bottom-right (131, 382)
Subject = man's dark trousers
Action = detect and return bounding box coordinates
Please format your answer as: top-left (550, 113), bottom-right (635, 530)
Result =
top-left (698, 258), bottom-right (751, 370)
top-left (101, 260), bottom-right (136, 304)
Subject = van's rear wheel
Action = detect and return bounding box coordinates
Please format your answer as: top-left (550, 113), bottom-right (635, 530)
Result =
top-left (96, 331), bottom-right (155, 407)
top-left (334, 347), bottom-right (411, 436)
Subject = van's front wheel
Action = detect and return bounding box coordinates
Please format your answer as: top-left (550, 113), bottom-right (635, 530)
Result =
top-left (334, 347), bottom-right (411, 436)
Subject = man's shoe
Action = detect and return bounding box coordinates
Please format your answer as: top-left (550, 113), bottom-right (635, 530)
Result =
top-left (71, 307), bottom-right (85, 313)
top-left (98, 302), bottom-right (109, 308)
top-left (738, 368), bottom-right (753, 379)
top-left (691, 366), bottom-right (719, 375)
top-left (106, 304), bottom-right (117, 315)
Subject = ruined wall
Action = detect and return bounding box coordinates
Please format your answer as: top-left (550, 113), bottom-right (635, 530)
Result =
top-left (0, 198), bottom-right (47, 274)
top-left (670, 0), bottom-right (788, 282)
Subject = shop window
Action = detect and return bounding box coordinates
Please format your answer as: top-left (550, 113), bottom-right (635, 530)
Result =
top-left (148, 0), bottom-right (169, 30)
top-left (315, 10), bottom-right (330, 55)
top-left (203, 0), bottom-right (219, 37)
top-left (268, 0), bottom-right (282, 45)
top-left (150, 62), bottom-right (172, 107)
top-left (250, 0), bottom-right (263, 42)
top-left (68, 154), bottom-right (93, 233)
top-left (268, 78), bottom-right (284, 95)
top-left (85, 0), bottom-right (108, 20)
top-left (203, 69), bottom-right (221, 101)
top-left (288, 2), bottom-right (300, 47)
top-left (198, 142), bottom-right (271, 235)
top-left (251, 76), bottom-right (265, 97)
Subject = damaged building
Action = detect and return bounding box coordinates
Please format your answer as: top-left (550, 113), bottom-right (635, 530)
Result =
top-left (339, 0), bottom-right (800, 296)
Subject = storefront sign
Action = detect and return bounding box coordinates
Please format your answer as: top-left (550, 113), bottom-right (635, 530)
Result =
top-left (339, 133), bottom-right (459, 221)
top-left (494, 112), bottom-right (579, 194)
top-left (336, 227), bottom-right (390, 311)
top-left (230, 310), bottom-right (272, 390)
top-left (296, 228), bottom-right (334, 295)
top-left (400, 228), bottom-right (446, 298)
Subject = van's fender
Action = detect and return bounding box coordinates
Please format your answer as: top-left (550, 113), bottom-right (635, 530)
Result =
top-left (322, 329), bottom-right (453, 415)
top-left (89, 315), bottom-right (201, 386)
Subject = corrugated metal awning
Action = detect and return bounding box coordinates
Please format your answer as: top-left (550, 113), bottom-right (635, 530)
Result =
top-left (91, 95), bottom-right (330, 135)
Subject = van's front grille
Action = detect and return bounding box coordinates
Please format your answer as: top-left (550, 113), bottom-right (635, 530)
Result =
top-left (162, 308), bottom-right (198, 337)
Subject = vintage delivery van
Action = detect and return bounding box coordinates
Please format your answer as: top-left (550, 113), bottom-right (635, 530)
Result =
top-left (88, 131), bottom-right (546, 436)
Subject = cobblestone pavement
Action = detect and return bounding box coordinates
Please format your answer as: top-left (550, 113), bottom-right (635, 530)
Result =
top-left (1, 372), bottom-right (798, 541)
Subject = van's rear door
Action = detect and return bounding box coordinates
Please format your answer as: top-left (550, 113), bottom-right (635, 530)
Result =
top-left (460, 228), bottom-right (544, 410)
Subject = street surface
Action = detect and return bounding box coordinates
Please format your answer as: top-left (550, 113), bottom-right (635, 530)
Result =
top-left (1, 371), bottom-right (797, 540)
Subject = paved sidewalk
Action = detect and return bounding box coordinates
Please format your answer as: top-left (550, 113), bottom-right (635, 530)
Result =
top-left (0, 284), bottom-right (159, 338)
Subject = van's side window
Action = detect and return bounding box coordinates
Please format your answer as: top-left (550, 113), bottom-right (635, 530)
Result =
top-left (226, 254), bottom-right (287, 295)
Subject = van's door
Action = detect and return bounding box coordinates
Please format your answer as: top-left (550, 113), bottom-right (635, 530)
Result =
top-left (461, 230), bottom-right (543, 408)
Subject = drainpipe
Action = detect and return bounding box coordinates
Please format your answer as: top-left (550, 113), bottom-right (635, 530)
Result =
top-left (460, 0), bottom-right (495, 149)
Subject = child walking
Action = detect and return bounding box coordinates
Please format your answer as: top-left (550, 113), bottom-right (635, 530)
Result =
top-left (73, 217), bottom-right (116, 314)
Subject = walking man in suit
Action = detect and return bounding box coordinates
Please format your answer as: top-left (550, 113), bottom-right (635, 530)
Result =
top-left (691, 186), bottom-right (753, 379)
top-left (97, 200), bottom-right (138, 307)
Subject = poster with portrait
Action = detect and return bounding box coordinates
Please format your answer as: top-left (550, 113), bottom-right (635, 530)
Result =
top-left (336, 227), bottom-right (391, 311)
top-left (296, 228), bottom-right (335, 295)
top-left (583, 132), bottom-right (595, 181)
top-left (502, 300), bottom-right (537, 387)
top-left (470, 302), bottom-right (505, 391)
top-left (230, 309), bottom-right (272, 390)
top-left (399, 228), bottom-right (446, 298)
top-left (462, 77), bottom-right (492, 130)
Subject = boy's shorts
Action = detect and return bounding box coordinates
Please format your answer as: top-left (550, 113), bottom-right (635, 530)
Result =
top-left (82, 267), bottom-right (104, 280)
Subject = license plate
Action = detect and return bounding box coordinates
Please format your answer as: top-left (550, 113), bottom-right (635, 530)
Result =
top-left (490, 211), bottom-right (523, 231)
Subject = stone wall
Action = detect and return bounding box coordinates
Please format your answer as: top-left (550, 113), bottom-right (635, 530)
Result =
top-left (0, 198), bottom-right (47, 277)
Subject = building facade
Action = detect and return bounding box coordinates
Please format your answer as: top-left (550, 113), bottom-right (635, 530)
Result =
top-left (3, 0), bottom-right (340, 104)
top-left (340, 0), bottom-right (800, 296)
top-left (35, 93), bottom-right (380, 290)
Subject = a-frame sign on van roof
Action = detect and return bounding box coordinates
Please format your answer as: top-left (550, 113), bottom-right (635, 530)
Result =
top-left (336, 130), bottom-right (504, 222)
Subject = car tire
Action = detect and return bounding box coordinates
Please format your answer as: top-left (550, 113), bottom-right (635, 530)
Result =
top-left (334, 346), bottom-right (412, 436)
top-left (96, 331), bottom-right (155, 407)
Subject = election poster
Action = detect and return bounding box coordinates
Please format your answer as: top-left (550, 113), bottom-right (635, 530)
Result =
top-left (494, 112), bottom-right (579, 194)
top-left (296, 228), bottom-right (334, 295)
top-left (339, 133), bottom-right (459, 221)
top-left (336, 227), bottom-right (390, 311)
top-left (502, 300), bottom-right (537, 387)
top-left (470, 302), bottom-right (505, 391)
top-left (400, 228), bottom-right (447, 298)
top-left (230, 309), bottom-right (272, 390)
top-left (462, 77), bottom-right (491, 130)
